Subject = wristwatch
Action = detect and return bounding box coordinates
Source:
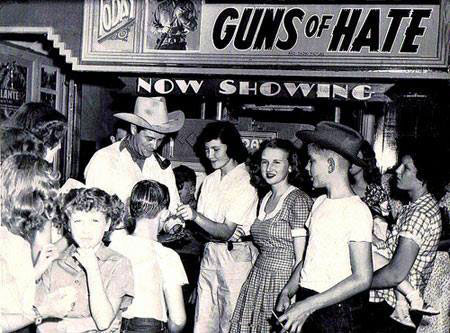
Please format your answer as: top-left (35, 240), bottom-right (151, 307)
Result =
top-left (32, 305), bottom-right (43, 325)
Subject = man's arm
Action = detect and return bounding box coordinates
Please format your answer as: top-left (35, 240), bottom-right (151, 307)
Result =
top-left (371, 236), bottom-right (419, 288)
top-left (279, 241), bottom-right (373, 333)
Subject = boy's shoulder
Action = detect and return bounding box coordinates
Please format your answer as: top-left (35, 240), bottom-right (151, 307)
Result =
top-left (157, 243), bottom-right (182, 262)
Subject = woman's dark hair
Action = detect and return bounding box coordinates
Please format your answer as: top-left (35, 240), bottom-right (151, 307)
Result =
top-left (357, 140), bottom-right (382, 185)
top-left (1, 153), bottom-right (60, 242)
top-left (8, 102), bottom-right (68, 149)
top-left (248, 139), bottom-right (306, 195)
top-left (127, 180), bottom-right (170, 233)
top-left (195, 121), bottom-right (248, 164)
top-left (173, 165), bottom-right (197, 190)
top-left (399, 138), bottom-right (447, 199)
top-left (60, 187), bottom-right (125, 244)
top-left (0, 127), bottom-right (45, 162)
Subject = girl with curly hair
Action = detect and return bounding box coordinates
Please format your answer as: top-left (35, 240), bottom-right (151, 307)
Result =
top-left (1, 153), bottom-right (76, 331)
top-left (35, 187), bottom-right (134, 332)
top-left (230, 139), bottom-right (313, 333)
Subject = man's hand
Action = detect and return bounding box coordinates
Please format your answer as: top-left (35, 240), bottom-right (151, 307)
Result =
top-left (174, 6), bottom-right (187, 18)
top-left (176, 204), bottom-right (197, 221)
top-left (278, 300), bottom-right (315, 333)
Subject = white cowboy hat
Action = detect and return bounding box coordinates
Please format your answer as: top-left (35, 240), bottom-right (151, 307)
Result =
top-left (114, 96), bottom-right (185, 133)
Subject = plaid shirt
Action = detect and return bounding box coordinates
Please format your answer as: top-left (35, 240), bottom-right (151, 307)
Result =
top-left (370, 193), bottom-right (442, 307)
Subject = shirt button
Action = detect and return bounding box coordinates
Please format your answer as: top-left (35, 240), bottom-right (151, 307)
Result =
top-left (74, 280), bottom-right (79, 284)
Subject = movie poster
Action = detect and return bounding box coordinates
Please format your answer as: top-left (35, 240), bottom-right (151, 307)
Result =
top-left (0, 61), bottom-right (27, 121)
top-left (144, 0), bottom-right (202, 51)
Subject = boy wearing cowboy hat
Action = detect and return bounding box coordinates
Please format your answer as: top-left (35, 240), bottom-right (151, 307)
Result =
top-left (84, 96), bottom-right (184, 215)
top-left (275, 121), bottom-right (373, 333)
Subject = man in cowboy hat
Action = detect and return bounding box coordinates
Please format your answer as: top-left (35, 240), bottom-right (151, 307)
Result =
top-left (275, 121), bottom-right (373, 332)
top-left (84, 96), bottom-right (185, 213)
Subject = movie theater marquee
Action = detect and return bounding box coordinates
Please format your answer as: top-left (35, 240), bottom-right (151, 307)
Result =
top-left (81, 0), bottom-right (448, 70)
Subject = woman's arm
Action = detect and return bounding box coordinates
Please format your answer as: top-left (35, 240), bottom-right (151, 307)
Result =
top-left (164, 285), bottom-right (186, 333)
top-left (176, 204), bottom-right (238, 240)
top-left (371, 236), bottom-right (419, 288)
top-left (279, 241), bottom-right (373, 332)
top-left (275, 236), bottom-right (307, 312)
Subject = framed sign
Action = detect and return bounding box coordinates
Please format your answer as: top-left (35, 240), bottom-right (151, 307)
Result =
top-left (0, 58), bottom-right (30, 120)
top-left (39, 65), bottom-right (60, 109)
top-left (240, 131), bottom-right (277, 153)
top-left (81, 0), bottom-right (448, 69)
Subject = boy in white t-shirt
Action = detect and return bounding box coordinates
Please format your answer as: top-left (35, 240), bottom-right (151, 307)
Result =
top-left (110, 180), bottom-right (188, 333)
top-left (276, 121), bottom-right (373, 332)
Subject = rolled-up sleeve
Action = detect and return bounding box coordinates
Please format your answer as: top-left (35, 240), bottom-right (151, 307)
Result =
top-left (289, 192), bottom-right (312, 238)
top-left (398, 207), bottom-right (428, 247)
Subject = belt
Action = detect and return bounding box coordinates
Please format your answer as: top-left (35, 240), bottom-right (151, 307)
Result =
top-left (209, 235), bottom-right (253, 251)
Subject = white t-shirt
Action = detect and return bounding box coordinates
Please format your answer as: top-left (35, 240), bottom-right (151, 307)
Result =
top-left (300, 195), bottom-right (373, 293)
top-left (109, 233), bottom-right (188, 321)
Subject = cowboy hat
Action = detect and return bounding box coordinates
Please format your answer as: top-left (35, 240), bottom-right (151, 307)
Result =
top-left (296, 121), bottom-right (367, 167)
top-left (114, 96), bottom-right (185, 133)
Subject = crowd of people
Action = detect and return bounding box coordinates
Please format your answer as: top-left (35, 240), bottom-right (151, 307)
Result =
top-left (1, 97), bottom-right (449, 333)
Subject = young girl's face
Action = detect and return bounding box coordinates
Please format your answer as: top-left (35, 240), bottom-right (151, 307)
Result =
top-left (70, 209), bottom-right (111, 249)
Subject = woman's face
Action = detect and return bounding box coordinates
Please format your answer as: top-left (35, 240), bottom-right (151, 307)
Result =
top-left (349, 151), bottom-right (364, 177)
top-left (204, 138), bottom-right (232, 171)
top-left (261, 147), bottom-right (290, 187)
top-left (395, 155), bottom-right (421, 191)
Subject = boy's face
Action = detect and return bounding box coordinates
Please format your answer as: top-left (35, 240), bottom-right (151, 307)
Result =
top-left (178, 181), bottom-right (195, 204)
top-left (305, 145), bottom-right (329, 188)
top-left (395, 155), bottom-right (421, 191)
top-left (70, 210), bottom-right (111, 249)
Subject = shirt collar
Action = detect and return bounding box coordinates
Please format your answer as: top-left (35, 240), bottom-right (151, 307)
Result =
top-left (58, 244), bottom-right (119, 273)
top-left (407, 192), bottom-right (432, 208)
top-left (119, 135), bottom-right (147, 164)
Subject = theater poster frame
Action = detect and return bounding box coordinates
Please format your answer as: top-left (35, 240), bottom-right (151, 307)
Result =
top-left (81, 0), bottom-right (449, 70)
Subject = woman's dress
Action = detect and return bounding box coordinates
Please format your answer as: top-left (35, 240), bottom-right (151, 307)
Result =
top-left (230, 186), bottom-right (312, 333)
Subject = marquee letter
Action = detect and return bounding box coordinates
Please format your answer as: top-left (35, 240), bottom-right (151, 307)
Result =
top-left (213, 8), bottom-right (239, 50)
top-left (329, 9), bottom-right (362, 51)
top-left (351, 9), bottom-right (380, 52)
top-left (277, 8), bottom-right (305, 50)
top-left (400, 9), bottom-right (432, 53)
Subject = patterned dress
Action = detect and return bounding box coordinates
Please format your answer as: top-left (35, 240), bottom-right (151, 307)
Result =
top-left (229, 186), bottom-right (313, 333)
